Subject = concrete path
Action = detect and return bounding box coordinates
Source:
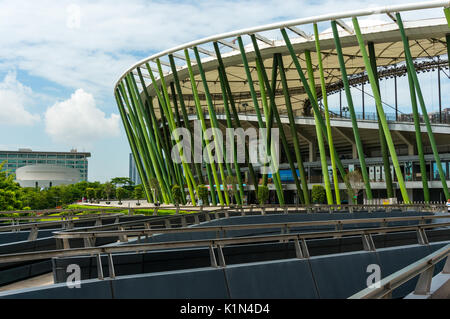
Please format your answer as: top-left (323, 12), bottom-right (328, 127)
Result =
top-left (0, 273), bottom-right (54, 293)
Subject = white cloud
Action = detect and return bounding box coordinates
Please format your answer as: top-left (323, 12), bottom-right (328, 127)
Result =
top-left (44, 88), bottom-right (120, 146)
top-left (0, 71), bottom-right (40, 126)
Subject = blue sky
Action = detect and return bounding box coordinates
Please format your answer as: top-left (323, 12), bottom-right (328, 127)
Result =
top-left (0, 0), bottom-right (448, 182)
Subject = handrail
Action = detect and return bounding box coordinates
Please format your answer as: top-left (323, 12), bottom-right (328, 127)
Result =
top-left (349, 244), bottom-right (450, 299)
top-left (0, 213), bottom-right (124, 232)
top-left (1, 221), bottom-right (449, 265)
top-left (52, 214), bottom-right (450, 239)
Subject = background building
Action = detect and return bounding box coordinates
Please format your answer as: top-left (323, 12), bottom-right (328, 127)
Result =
top-left (129, 153), bottom-right (142, 185)
top-left (0, 148), bottom-right (90, 182)
top-left (15, 164), bottom-right (81, 188)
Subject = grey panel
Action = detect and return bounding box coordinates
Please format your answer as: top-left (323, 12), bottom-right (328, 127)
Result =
top-left (225, 259), bottom-right (319, 299)
top-left (111, 268), bottom-right (229, 299)
top-left (0, 279), bottom-right (113, 299)
top-left (309, 250), bottom-right (379, 299)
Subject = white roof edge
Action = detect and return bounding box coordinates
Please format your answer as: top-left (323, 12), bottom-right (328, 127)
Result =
top-left (114, 0), bottom-right (450, 90)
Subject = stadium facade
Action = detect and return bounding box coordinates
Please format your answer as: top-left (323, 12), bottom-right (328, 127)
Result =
top-left (115, 1), bottom-right (450, 206)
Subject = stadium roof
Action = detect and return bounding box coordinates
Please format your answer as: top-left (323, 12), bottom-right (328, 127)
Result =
top-left (115, 1), bottom-right (450, 118)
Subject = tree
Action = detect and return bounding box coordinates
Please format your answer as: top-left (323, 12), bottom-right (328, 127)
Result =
top-left (116, 187), bottom-right (126, 205)
top-left (0, 161), bottom-right (23, 211)
top-left (111, 177), bottom-right (134, 191)
top-left (197, 185), bottom-right (209, 206)
top-left (171, 185), bottom-right (183, 206)
top-left (345, 170), bottom-right (364, 204)
top-left (171, 185), bottom-right (183, 213)
top-left (134, 184), bottom-right (143, 205)
top-left (312, 185), bottom-right (326, 204)
top-left (103, 182), bottom-right (114, 203)
top-left (148, 178), bottom-right (161, 205)
top-left (86, 188), bottom-right (96, 203)
top-left (257, 185), bottom-right (269, 206)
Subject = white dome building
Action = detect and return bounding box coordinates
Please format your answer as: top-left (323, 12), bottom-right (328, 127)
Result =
top-left (15, 164), bottom-right (81, 188)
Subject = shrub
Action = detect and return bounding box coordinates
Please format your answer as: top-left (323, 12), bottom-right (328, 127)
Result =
top-left (197, 185), bottom-right (209, 206)
top-left (312, 185), bottom-right (326, 204)
top-left (116, 187), bottom-right (126, 204)
top-left (257, 185), bottom-right (269, 205)
top-left (171, 185), bottom-right (183, 205)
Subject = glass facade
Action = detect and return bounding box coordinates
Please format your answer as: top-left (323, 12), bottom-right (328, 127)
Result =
top-left (0, 150), bottom-right (90, 181)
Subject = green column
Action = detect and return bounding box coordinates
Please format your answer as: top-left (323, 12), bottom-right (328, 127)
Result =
top-left (193, 47), bottom-right (230, 206)
top-left (367, 42), bottom-right (394, 199)
top-left (213, 42), bottom-right (258, 201)
top-left (280, 28), bottom-right (354, 199)
top-left (331, 21), bottom-right (373, 200)
top-left (184, 49), bottom-right (225, 205)
top-left (313, 23), bottom-right (340, 204)
top-left (396, 13), bottom-right (449, 200)
top-left (277, 53), bottom-right (309, 204)
top-left (127, 75), bottom-right (173, 201)
top-left (352, 17), bottom-right (410, 203)
top-left (407, 66), bottom-right (430, 202)
top-left (445, 7), bottom-right (450, 27)
top-left (217, 67), bottom-right (244, 204)
top-left (117, 82), bottom-right (170, 203)
top-left (250, 48), bottom-right (302, 206)
top-left (146, 62), bottom-right (198, 205)
top-left (168, 54), bottom-right (217, 205)
top-left (251, 46), bottom-right (285, 205)
top-left (236, 36), bottom-right (284, 204)
top-left (446, 34), bottom-right (450, 73)
top-left (115, 90), bottom-right (153, 203)
top-left (304, 50), bottom-right (333, 204)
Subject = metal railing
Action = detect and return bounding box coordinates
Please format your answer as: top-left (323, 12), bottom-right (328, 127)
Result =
top-left (349, 243), bottom-right (450, 299)
top-left (53, 214), bottom-right (450, 245)
top-left (0, 221), bottom-right (449, 281)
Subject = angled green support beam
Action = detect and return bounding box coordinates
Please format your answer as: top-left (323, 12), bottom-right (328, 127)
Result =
top-left (217, 67), bottom-right (244, 205)
top-left (313, 23), bottom-right (340, 205)
top-left (396, 12), bottom-right (449, 200)
top-left (250, 49), bottom-right (299, 205)
top-left (168, 55), bottom-right (218, 204)
top-left (446, 34), bottom-right (450, 72)
top-left (193, 46), bottom-right (231, 206)
top-left (304, 50), bottom-right (333, 205)
top-left (117, 82), bottom-right (170, 203)
top-left (236, 36), bottom-right (270, 187)
top-left (213, 41), bottom-right (259, 201)
top-left (236, 36), bottom-right (284, 204)
top-left (249, 41), bottom-right (285, 205)
top-left (280, 28), bottom-right (354, 200)
top-left (127, 74), bottom-right (173, 199)
top-left (352, 17), bottom-right (409, 203)
top-left (277, 53), bottom-right (309, 204)
top-left (169, 82), bottom-right (188, 203)
top-left (331, 20), bottom-right (373, 201)
top-left (367, 42), bottom-right (394, 199)
top-left (407, 66), bottom-right (430, 202)
top-left (155, 59), bottom-right (198, 204)
top-left (115, 89), bottom-right (154, 203)
top-left (184, 49), bottom-right (224, 206)
top-left (145, 62), bottom-right (197, 206)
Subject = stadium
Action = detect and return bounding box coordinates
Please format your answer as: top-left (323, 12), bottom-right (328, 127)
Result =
top-left (115, 0), bottom-right (450, 207)
top-left (0, 1), bottom-right (450, 301)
